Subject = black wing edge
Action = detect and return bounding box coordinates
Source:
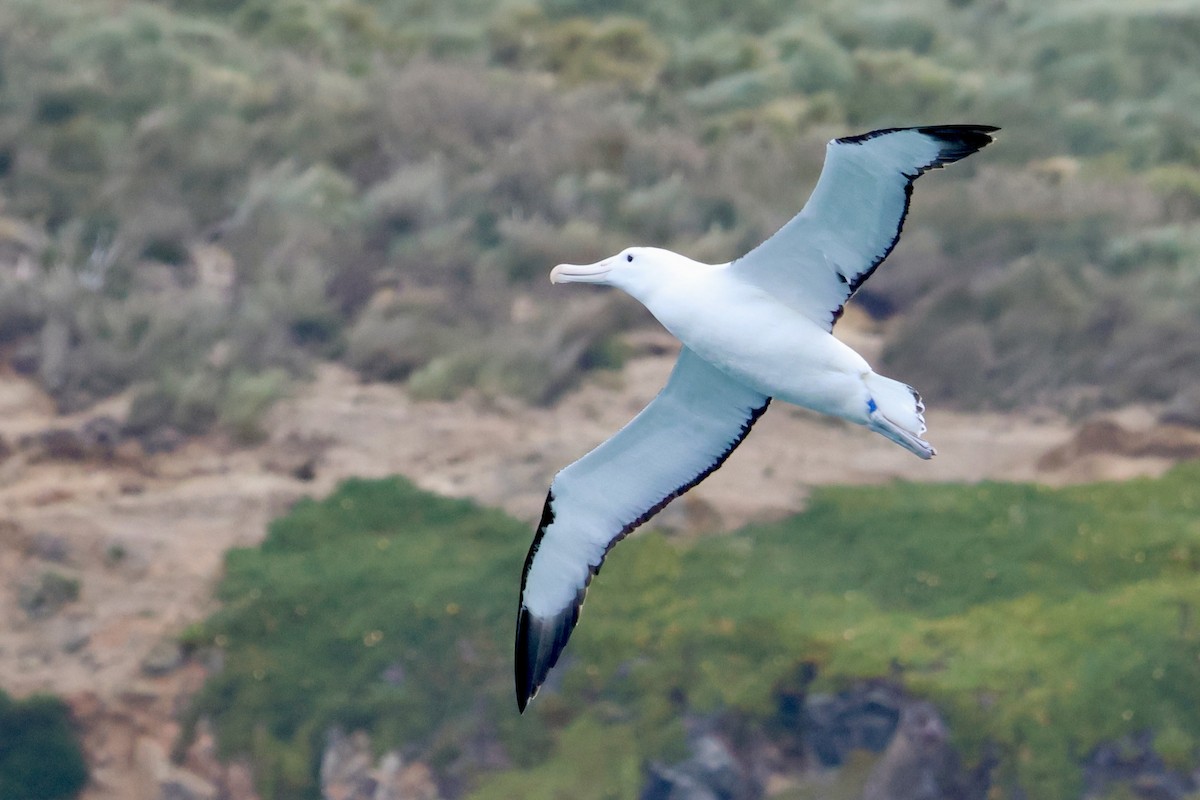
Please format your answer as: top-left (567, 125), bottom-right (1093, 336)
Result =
top-left (515, 398), bottom-right (772, 713)
top-left (515, 589), bottom-right (584, 713)
top-left (828, 124), bottom-right (999, 325)
top-left (837, 124), bottom-right (999, 165)
top-left (515, 491), bottom-right (574, 714)
top-left (913, 124), bottom-right (999, 168)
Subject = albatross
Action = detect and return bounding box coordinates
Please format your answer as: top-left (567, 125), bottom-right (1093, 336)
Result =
top-left (515, 124), bottom-right (998, 712)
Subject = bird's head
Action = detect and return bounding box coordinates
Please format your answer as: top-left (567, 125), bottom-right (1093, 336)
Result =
top-left (550, 247), bottom-right (703, 298)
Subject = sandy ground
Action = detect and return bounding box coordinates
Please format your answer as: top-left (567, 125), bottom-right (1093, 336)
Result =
top-left (280, 325), bottom-right (1178, 531)
top-left (0, 324), bottom-right (1196, 798)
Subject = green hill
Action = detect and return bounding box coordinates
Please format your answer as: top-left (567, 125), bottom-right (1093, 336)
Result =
top-left (0, 0), bottom-right (1199, 431)
top-left (184, 463), bottom-right (1200, 798)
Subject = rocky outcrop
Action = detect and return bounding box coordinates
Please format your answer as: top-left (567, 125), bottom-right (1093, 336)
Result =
top-left (642, 731), bottom-right (761, 800)
top-left (1038, 418), bottom-right (1200, 469)
top-left (640, 682), bottom-right (995, 800)
top-left (261, 431), bottom-right (331, 482)
top-left (178, 719), bottom-right (259, 800)
top-left (1082, 731), bottom-right (1200, 800)
top-left (320, 728), bottom-right (441, 800)
top-left (801, 681), bottom-right (906, 767)
top-left (67, 688), bottom-right (259, 800)
top-left (862, 701), bottom-right (993, 800)
top-left (25, 416), bottom-right (120, 461)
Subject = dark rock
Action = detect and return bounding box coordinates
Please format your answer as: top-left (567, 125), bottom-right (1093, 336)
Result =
top-left (862, 700), bottom-right (993, 800)
top-left (1038, 418), bottom-right (1200, 469)
top-left (263, 432), bottom-right (330, 481)
top-left (1131, 772), bottom-right (1195, 800)
top-left (10, 339), bottom-right (39, 375)
top-left (81, 415), bottom-right (122, 459)
top-left (60, 620), bottom-right (91, 654)
top-left (161, 772), bottom-right (218, 800)
top-left (153, 753), bottom-right (219, 800)
top-left (318, 727), bottom-right (439, 800)
top-left (692, 734), bottom-right (760, 800)
top-left (18, 570), bottom-right (80, 618)
top-left (767, 662), bottom-right (816, 762)
top-left (381, 661), bottom-right (406, 686)
top-left (27, 531), bottom-right (71, 563)
top-left (141, 426), bottom-right (186, 454)
top-left (142, 640), bottom-right (184, 676)
top-left (320, 728), bottom-right (375, 800)
top-left (1086, 731), bottom-right (1162, 786)
top-left (641, 729), bottom-right (760, 800)
top-left (124, 389), bottom-right (176, 438)
top-left (293, 457), bottom-right (317, 481)
top-left (1083, 731), bottom-right (1198, 800)
top-left (801, 682), bottom-right (905, 767)
top-left (641, 763), bottom-right (721, 800)
top-left (37, 427), bottom-right (89, 460)
top-left (1161, 386), bottom-right (1200, 429)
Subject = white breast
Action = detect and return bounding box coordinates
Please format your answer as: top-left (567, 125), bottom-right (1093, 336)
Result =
top-left (641, 269), bottom-right (872, 417)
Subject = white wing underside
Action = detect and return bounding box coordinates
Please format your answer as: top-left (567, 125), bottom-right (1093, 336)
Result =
top-left (732, 126), bottom-right (998, 330)
top-left (515, 347), bottom-right (769, 709)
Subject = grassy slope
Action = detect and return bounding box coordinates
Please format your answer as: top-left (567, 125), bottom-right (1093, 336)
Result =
top-left (187, 464), bottom-right (1200, 798)
top-left (1, 0), bottom-right (1199, 424)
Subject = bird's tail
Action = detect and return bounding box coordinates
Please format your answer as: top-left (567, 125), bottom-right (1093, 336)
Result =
top-left (863, 373), bottom-right (935, 459)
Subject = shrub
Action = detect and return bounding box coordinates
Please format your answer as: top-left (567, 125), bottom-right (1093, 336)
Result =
top-left (170, 370), bottom-right (223, 435)
top-left (0, 692), bottom-right (88, 800)
top-left (345, 308), bottom-right (457, 383)
top-left (662, 30), bottom-right (765, 89)
top-left (772, 24), bottom-right (854, 95)
top-left (407, 351), bottom-right (488, 402)
top-left (843, 49), bottom-right (970, 126)
top-left (1147, 166), bottom-right (1200, 219)
top-left (682, 66), bottom-right (788, 115)
top-left (124, 386), bottom-right (177, 437)
top-left (17, 572), bottom-right (80, 619)
top-left (220, 368), bottom-right (290, 443)
top-left (4, 0), bottom-right (1200, 425)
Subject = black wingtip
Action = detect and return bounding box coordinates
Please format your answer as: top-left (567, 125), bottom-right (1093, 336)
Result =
top-left (838, 123), bottom-right (998, 144)
top-left (915, 124), bottom-right (999, 165)
top-left (515, 606), bottom-right (538, 713)
top-left (515, 596), bottom-right (584, 713)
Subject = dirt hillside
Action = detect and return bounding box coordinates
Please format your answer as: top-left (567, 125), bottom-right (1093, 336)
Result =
top-left (1, 325), bottom-right (1197, 798)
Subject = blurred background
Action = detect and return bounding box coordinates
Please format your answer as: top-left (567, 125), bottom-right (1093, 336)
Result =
top-left (0, 0), bottom-right (1198, 798)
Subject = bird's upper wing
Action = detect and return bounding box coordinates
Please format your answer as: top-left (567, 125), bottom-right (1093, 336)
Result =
top-left (515, 347), bottom-right (769, 711)
top-left (731, 125), bottom-right (997, 330)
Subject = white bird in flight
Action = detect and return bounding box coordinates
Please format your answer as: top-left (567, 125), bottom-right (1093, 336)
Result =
top-left (515, 124), bottom-right (998, 712)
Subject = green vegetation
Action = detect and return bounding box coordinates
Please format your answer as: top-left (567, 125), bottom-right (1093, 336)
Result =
top-left (0, 691), bottom-right (88, 800)
top-left (1, 0), bottom-right (1199, 432)
top-left (17, 571), bottom-right (81, 619)
top-left (187, 463), bottom-right (1200, 798)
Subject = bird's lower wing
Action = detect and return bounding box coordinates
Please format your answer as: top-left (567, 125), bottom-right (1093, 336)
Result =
top-left (516, 347), bottom-right (770, 711)
top-left (732, 125), bottom-right (997, 330)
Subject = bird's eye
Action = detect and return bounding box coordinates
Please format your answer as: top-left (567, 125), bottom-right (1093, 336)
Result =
top-left (626, 254), bottom-right (634, 263)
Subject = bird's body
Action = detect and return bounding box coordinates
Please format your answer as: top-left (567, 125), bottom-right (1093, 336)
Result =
top-left (627, 255), bottom-right (882, 426)
top-left (516, 125), bottom-right (999, 712)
